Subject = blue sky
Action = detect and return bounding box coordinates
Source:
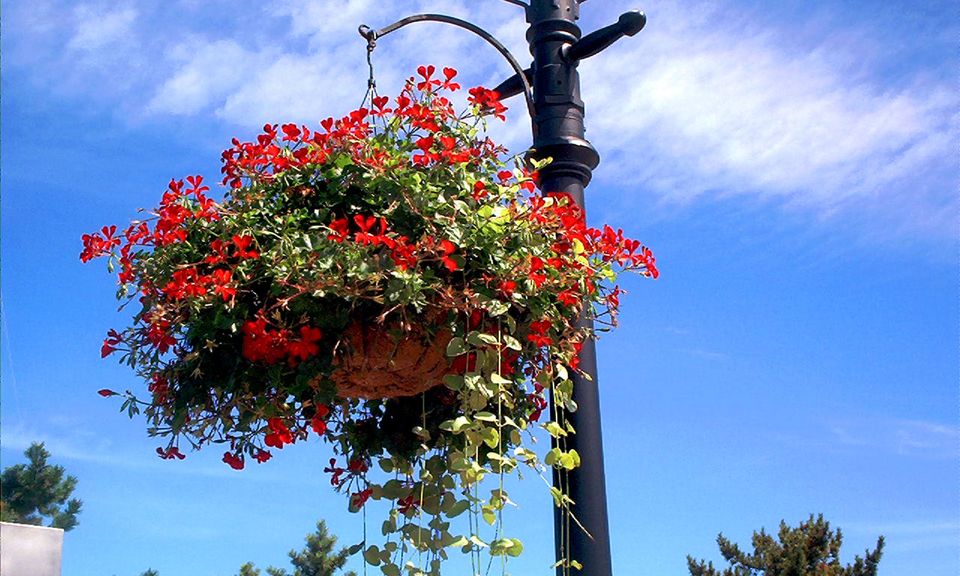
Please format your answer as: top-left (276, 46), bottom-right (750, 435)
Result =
top-left (2, 1), bottom-right (957, 575)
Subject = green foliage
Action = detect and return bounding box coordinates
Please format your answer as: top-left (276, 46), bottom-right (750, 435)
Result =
top-left (687, 514), bottom-right (884, 576)
top-left (0, 442), bottom-right (83, 531)
top-left (140, 570), bottom-right (160, 576)
top-left (239, 520), bottom-right (356, 576)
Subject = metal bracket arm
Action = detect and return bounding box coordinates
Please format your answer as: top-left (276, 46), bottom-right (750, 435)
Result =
top-left (563, 11), bottom-right (646, 62)
top-left (491, 10), bottom-right (646, 102)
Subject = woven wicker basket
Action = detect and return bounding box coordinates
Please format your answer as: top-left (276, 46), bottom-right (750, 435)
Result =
top-left (330, 320), bottom-right (451, 399)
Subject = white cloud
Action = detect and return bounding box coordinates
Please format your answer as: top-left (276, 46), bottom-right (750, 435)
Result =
top-left (148, 39), bottom-right (265, 116)
top-left (67, 4), bottom-right (138, 52)
top-left (581, 2), bottom-right (957, 239)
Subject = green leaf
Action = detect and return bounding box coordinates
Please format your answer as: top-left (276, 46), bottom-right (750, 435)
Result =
top-left (446, 499), bottom-right (470, 518)
top-left (501, 334), bottom-right (522, 350)
top-left (449, 416), bottom-right (471, 433)
top-left (544, 421), bottom-right (567, 438)
top-left (445, 337), bottom-right (467, 357)
top-left (506, 538), bottom-right (524, 557)
top-left (490, 538), bottom-right (514, 556)
top-left (467, 332), bottom-right (500, 346)
top-left (473, 411), bottom-right (497, 422)
top-left (363, 545), bottom-right (382, 566)
top-left (484, 299), bottom-right (511, 317)
top-left (545, 447), bottom-right (561, 467)
top-left (469, 535), bottom-right (488, 548)
top-left (481, 427), bottom-right (500, 449)
top-left (442, 374), bottom-right (464, 391)
top-left (482, 506), bottom-right (497, 526)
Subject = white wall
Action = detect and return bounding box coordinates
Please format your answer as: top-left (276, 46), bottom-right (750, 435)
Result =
top-left (1, 522), bottom-right (64, 576)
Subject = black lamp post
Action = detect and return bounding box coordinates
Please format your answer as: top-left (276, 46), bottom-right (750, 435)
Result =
top-left (361, 2), bottom-right (645, 574)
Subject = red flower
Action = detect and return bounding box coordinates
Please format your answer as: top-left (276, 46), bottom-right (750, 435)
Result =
top-left (390, 237), bottom-right (417, 270)
top-left (97, 389), bottom-right (118, 397)
top-left (450, 352), bottom-right (477, 374)
top-left (351, 488), bottom-right (374, 509)
top-left (280, 123), bottom-right (301, 141)
top-left (222, 451), bottom-right (245, 470)
top-left (371, 95), bottom-right (392, 116)
top-left (232, 235), bottom-right (260, 259)
top-left (264, 417), bottom-right (295, 449)
top-left (472, 180), bottom-right (488, 200)
top-left (527, 319), bottom-right (553, 347)
top-left (156, 446), bottom-right (186, 460)
top-left (80, 225), bottom-right (120, 262)
top-left (145, 319), bottom-right (176, 354)
top-left (438, 239), bottom-right (458, 272)
top-left (606, 286), bottom-right (621, 308)
top-left (324, 458), bottom-right (346, 487)
top-left (310, 405), bottom-right (330, 435)
top-left (468, 86), bottom-right (507, 120)
top-left (254, 450), bottom-right (272, 464)
top-left (101, 328), bottom-right (123, 358)
top-left (557, 288), bottom-right (581, 308)
top-left (528, 384), bottom-right (548, 422)
top-left (327, 217), bottom-right (350, 242)
top-left (441, 67), bottom-right (461, 91)
top-left (416, 65), bottom-right (440, 91)
top-left (397, 493), bottom-right (420, 514)
top-left (529, 257), bottom-right (547, 288)
top-left (242, 316), bottom-right (288, 364)
top-left (210, 269), bottom-right (236, 302)
top-left (287, 325), bottom-right (323, 364)
top-left (352, 215), bottom-right (381, 245)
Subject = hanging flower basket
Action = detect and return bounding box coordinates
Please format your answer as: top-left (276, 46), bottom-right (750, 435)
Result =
top-left (83, 65), bottom-right (657, 575)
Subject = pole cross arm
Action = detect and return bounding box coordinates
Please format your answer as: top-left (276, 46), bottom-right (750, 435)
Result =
top-left (491, 11), bottom-right (645, 102)
top-left (563, 11), bottom-right (646, 62)
top-left (492, 68), bottom-right (533, 101)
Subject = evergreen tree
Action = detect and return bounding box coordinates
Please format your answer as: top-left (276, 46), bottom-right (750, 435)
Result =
top-left (687, 514), bottom-right (884, 576)
top-left (238, 520), bottom-right (356, 576)
top-left (0, 442), bottom-right (83, 530)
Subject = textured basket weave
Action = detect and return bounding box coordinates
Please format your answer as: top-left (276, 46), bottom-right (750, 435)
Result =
top-left (330, 320), bottom-right (451, 399)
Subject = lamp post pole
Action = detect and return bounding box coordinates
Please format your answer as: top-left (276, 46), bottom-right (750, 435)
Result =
top-left (499, 3), bottom-right (646, 575)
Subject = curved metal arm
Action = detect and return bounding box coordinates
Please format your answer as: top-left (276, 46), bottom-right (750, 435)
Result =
top-left (359, 14), bottom-right (536, 127)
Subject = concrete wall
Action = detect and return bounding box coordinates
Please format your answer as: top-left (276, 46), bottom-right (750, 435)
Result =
top-left (1, 522), bottom-right (64, 576)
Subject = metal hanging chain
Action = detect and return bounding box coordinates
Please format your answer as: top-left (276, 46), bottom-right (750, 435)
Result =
top-left (359, 28), bottom-right (380, 111)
